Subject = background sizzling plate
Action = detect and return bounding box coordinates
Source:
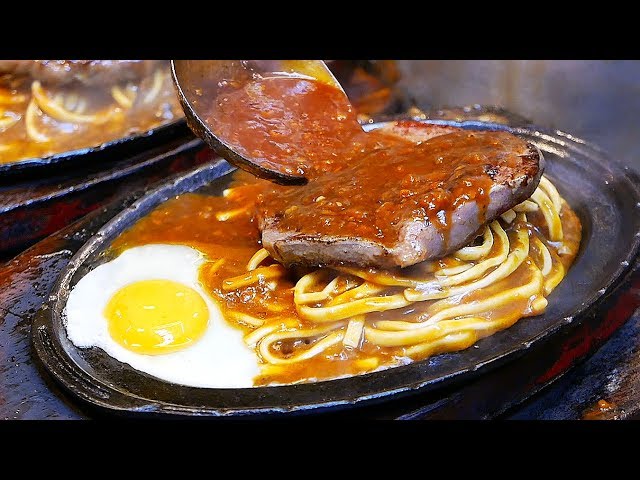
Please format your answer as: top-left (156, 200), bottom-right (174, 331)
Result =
top-left (0, 118), bottom-right (190, 177)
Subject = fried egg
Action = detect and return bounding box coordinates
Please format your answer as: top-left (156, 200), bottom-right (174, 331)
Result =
top-left (64, 244), bottom-right (261, 388)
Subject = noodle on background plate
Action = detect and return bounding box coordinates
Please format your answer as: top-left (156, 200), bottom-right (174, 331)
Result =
top-left (112, 171), bottom-right (581, 387)
top-left (0, 63), bottom-right (182, 164)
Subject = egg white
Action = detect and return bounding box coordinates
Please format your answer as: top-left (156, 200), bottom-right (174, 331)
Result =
top-left (64, 244), bottom-right (261, 388)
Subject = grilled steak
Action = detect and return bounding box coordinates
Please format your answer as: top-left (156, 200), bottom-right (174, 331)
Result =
top-left (0, 60), bottom-right (160, 87)
top-left (258, 121), bottom-right (544, 269)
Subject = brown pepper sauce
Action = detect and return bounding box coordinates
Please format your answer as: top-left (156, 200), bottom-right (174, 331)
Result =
top-left (111, 176), bottom-right (398, 384)
top-left (109, 74), bottom-right (581, 387)
top-left (111, 169), bottom-right (582, 386)
top-left (206, 76), bottom-right (532, 248)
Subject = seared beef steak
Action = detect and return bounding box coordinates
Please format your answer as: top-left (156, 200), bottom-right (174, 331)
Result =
top-left (258, 122), bottom-right (544, 269)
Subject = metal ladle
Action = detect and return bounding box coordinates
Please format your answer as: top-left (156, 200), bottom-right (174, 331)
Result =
top-left (170, 60), bottom-right (347, 185)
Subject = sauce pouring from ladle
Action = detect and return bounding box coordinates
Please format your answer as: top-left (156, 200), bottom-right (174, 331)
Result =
top-left (171, 60), bottom-right (351, 186)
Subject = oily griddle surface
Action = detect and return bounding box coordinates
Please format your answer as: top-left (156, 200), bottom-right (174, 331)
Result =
top-left (32, 118), bottom-right (640, 417)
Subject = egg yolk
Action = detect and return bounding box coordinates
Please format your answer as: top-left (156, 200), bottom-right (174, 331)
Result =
top-left (104, 279), bottom-right (209, 355)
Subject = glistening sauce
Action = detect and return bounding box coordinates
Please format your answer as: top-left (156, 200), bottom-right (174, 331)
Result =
top-left (112, 169), bottom-right (582, 386)
top-left (206, 76), bottom-right (535, 249)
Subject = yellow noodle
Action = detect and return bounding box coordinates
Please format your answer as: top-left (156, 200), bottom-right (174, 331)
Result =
top-left (500, 209), bottom-right (517, 223)
top-left (261, 331), bottom-right (345, 365)
top-left (531, 188), bottom-right (563, 241)
top-left (295, 273), bottom-right (341, 305)
top-left (31, 81), bottom-right (115, 124)
top-left (422, 262), bottom-right (541, 323)
top-left (223, 264), bottom-right (287, 291)
top-left (325, 281), bottom-right (384, 306)
top-left (246, 248), bottom-right (271, 271)
top-left (143, 70), bottom-right (165, 104)
top-left (405, 218), bottom-right (529, 302)
top-left (288, 275), bottom-right (368, 313)
top-left (542, 258), bottom-right (565, 295)
top-left (367, 317), bottom-right (489, 348)
top-left (204, 258), bottom-right (225, 275)
top-left (423, 254), bottom-right (529, 319)
top-left (244, 319), bottom-right (299, 346)
top-left (111, 84), bottom-right (136, 109)
top-left (380, 258), bottom-right (540, 332)
top-left (557, 243), bottom-right (572, 256)
top-left (371, 266), bottom-right (543, 339)
top-left (24, 98), bottom-right (50, 142)
top-left (530, 296), bottom-right (548, 314)
top-left (298, 292), bottom-right (411, 323)
top-left (533, 237), bottom-right (552, 276)
top-left (226, 310), bottom-right (265, 327)
top-left (539, 175), bottom-right (563, 212)
top-left (295, 270), bottom-right (330, 303)
top-left (435, 263), bottom-right (474, 276)
top-left (437, 221), bottom-right (509, 286)
top-left (454, 225), bottom-right (494, 261)
top-left (245, 324), bottom-right (283, 347)
top-left (404, 330), bottom-right (479, 357)
top-left (336, 263), bottom-right (437, 287)
top-left (513, 199), bottom-right (539, 212)
top-left (258, 322), bottom-right (347, 364)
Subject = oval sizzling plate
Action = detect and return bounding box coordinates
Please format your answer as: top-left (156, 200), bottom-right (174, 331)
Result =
top-left (32, 117), bottom-right (640, 417)
top-left (0, 118), bottom-right (190, 179)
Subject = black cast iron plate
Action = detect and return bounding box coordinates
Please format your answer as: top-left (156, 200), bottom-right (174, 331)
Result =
top-left (31, 118), bottom-right (640, 417)
top-left (0, 118), bottom-right (190, 180)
